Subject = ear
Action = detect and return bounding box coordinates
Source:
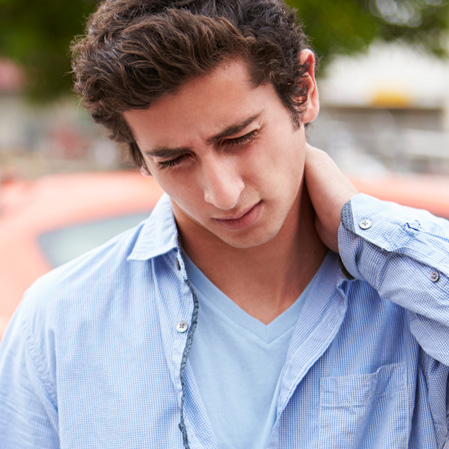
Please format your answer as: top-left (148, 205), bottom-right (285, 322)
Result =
top-left (140, 163), bottom-right (152, 177)
top-left (298, 49), bottom-right (319, 124)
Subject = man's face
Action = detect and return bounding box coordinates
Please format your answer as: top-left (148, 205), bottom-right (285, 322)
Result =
top-left (124, 56), bottom-right (318, 250)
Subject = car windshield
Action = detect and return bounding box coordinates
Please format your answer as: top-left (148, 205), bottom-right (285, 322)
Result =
top-left (38, 211), bottom-right (151, 267)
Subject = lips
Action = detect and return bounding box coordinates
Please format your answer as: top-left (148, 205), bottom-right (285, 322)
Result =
top-left (214, 201), bottom-right (262, 230)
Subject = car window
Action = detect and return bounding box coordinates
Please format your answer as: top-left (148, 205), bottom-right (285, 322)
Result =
top-left (38, 211), bottom-right (151, 267)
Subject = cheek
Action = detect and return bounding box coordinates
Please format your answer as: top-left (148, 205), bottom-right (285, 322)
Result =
top-left (267, 144), bottom-right (305, 194)
top-left (153, 171), bottom-right (203, 209)
top-left (261, 138), bottom-right (304, 175)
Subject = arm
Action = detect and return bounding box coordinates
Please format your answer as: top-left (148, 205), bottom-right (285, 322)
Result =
top-left (0, 299), bottom-right (59, 448)
top-left (305, 145), bottom-right (449, 365)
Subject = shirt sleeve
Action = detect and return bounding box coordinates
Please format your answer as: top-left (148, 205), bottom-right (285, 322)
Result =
top-left (338, 193), bottom-right (449, 366)
top-left (0, 297), bottom-right (59, 448)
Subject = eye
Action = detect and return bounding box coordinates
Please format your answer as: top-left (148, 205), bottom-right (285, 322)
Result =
top-left (157, 154), bottom-right (188, 169)
top-left (224, 129), bottom-right (259, 147)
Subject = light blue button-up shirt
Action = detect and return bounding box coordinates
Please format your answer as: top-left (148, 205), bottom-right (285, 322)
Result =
top-left (0, 193), bottom-right (449, 448)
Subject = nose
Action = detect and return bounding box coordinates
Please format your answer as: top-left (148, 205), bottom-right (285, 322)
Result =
top-left (201, 156), bottom-right (245, 210)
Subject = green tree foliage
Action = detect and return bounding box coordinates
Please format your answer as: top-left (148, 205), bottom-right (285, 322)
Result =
top-left (0, 0), bottom-right (98, 101)
top-left (0, 0), bottom-right (448, 101)
top-left (287, 0), bottom-right (449, 68)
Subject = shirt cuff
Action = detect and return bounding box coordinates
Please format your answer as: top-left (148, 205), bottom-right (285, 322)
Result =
top-left (338, 192), bottom-right (449, 284)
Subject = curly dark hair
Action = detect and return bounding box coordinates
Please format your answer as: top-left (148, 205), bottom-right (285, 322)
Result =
top-left (72, 0), bottom-right (312, 167)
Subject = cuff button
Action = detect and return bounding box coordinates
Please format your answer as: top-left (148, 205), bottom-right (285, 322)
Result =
top-left (359, 219), bottom-right (372, 230)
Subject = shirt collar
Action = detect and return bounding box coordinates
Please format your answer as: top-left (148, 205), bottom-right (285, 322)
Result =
top-left (127, 194), bottom-right (354, 292)
top-left (127, 194), bottom-right (180, 261)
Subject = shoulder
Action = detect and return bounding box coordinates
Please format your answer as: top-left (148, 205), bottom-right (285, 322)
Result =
top-left (31, 219), bottom-right (145, 295)
top-left (1, 216), bottom-right (179, 373)
top-left (16, 219), bottom-right (156, 337)
top-left (9, 194), bottom-right (180, 344)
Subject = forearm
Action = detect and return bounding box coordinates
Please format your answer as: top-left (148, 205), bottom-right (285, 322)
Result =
top-left (339, 194), bottom-right (449, 364)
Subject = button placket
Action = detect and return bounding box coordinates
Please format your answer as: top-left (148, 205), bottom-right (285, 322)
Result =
top-left (430, 271), bottom-right (440, 283)
top-left (176, 321), bottom-right (189, 333)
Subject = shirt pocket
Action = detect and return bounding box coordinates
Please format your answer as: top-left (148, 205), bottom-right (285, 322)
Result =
top-left (318, 363), bottom-right (408, 449)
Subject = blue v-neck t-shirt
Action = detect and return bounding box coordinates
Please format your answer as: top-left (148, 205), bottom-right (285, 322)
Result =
top-left (184, 252), bottom-right (313, 449)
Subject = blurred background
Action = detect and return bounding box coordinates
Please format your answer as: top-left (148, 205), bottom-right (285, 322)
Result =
top-left (0, 0), bottom-right (448, 335)
top-left (1, 0), bottom-right (449, 178)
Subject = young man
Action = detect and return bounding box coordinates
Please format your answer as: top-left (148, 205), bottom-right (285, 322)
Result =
top-left (1, 1), bottom-right (448, 448)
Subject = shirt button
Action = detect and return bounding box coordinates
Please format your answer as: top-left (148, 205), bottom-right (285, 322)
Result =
top-left (176, 259), bottom-right (181, 271)
top-left (359, 219), bottom-right (372, 230)
top-left (176, 321), bottom-right (189, 333)
top-left (430, 271), bottom-right (440, 283)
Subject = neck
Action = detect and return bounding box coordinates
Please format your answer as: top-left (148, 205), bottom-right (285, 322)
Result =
top-left (179, 185), bottom-right (327, 324)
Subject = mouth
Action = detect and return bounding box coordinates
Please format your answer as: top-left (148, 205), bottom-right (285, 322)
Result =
top-left (214, 201), bottom-right (262, 230)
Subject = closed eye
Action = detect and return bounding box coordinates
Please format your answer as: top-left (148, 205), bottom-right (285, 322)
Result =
top-left (157, 154), bottom-right (189, 169)
top-left (223, 129), bottom-right (259, 147)
top-left (155, 129), bottom-right (259, 169)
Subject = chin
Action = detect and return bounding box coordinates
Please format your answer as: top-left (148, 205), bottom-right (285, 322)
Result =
top-left (217, 225), bottom-right (282, 250)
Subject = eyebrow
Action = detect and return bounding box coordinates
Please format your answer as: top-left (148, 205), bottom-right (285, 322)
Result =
top-left (144, 147), bottom-right (190, 158)
top-left (143, 111), bottom-right (263, 158)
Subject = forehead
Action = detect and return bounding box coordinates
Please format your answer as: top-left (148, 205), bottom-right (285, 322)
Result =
top-left (147, 58), bottom-right (257, 118)
top-left (123, 58), bottom-right (280, 148)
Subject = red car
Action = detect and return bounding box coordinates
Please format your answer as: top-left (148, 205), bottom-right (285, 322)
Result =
top-left (0, 171), bottom-right (448, 338)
